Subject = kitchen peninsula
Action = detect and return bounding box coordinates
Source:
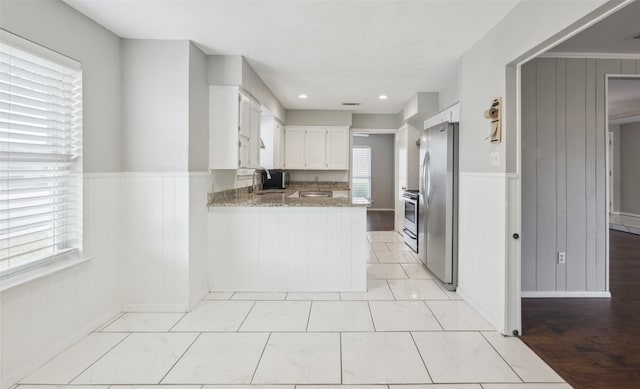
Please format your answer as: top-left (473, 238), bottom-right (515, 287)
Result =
top-left (207, 184), bottom-right (368, 292)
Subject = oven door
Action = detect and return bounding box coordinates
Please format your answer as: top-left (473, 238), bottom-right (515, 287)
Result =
top-left (402, 196), bottom-right (418, 234)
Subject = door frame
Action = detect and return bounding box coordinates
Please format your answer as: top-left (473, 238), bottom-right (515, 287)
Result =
top-left (350, 128), bottom-right (397, 212)
top-left (505, 1), bottom-right (633, 336)
top-left (608, 130), bottom-right (614, 215)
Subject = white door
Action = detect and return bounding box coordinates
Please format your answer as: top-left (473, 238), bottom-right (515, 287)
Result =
top-left (326, 127), bottom-right (349, 169)
top-left (305, 128), bottom-right (327, 169)
top-left (395, 126), bottom-right (408, 232)
top-left (284, 127), bottom-right (306, 169)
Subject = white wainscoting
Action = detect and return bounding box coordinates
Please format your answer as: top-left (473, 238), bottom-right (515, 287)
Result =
top-left (121, 172), bottom-right (211, 312)
top-left (208, 206), bottom-right (367, 292)
top-left (456, 172), bottom-right (507, 335)
top-left (188, 173), bottom-right (210, 309)
top-left (0, 174), bottom-right (122, 389)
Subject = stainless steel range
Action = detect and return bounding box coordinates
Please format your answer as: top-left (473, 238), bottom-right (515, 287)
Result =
top-left (402, 189), bottom-right (419, 252)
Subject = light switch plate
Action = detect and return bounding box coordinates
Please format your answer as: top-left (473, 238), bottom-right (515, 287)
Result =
top-left (490, 152), bottom-right (500, 166)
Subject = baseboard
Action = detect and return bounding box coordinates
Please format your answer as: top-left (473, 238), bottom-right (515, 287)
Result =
top-left (455, 286), bottom-right (502, 334)
top-left (188, 288), bottom-right (209, 310)
top-left (1, 306), bottom-right (121, 389)
top-left (367, 208), bottom-right (395, 212)
top-left (121, 303), bottom-right (188, 312)
top-left (617, 212), bottom-right (640, 219)
top-left (522, 291), bottom-right (612, 298)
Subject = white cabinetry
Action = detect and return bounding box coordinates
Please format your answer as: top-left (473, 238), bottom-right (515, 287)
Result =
top-left (305, 128), bottom-right (327, 169)
top-left (284, 127), bottom-right (306, 169)
top-left (326, 127), bottom-right (349, 169)
top-left (284, 126), bottom-right (349, 170)
top-left (273, 121), bottom-right (285, 168)
top-left (260, 118), bottom-right (285, 169)
top-left (209, 85), bottom-right (261, 169)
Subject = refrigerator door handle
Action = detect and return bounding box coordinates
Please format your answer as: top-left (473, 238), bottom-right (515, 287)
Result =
top-left (424, 151), bottom-right (431, 206)
top-left (420, 155), bottom-right (426, 204)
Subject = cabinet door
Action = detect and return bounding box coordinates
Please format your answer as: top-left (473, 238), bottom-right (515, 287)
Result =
top-left (209, 86), bottom-right (240, 169)
top-left (239, 95), bottom-right (251, 138)
top-left (248, 100), bottom-right (261, 168)
top-left (305, 128), bottom-right (327, 169)
top-left (326, 127), bottom-right (349, 169)
top-left (284, 127), bottom-right (306, 169)
top-left (273, 121), bottom-right (284, 169)
top-left (239, 136), bottom-right (250, 168)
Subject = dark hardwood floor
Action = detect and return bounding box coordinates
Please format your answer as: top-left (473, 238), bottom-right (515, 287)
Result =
top-left (367, 210), bottom-right (395, 231)
top-left (521, 230), bottom-right (640, 389)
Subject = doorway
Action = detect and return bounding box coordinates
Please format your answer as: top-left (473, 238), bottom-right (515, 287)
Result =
top-left (351, 130), bottom-right (397, 231)
top-left (516, 28), bottom-right (640, 389)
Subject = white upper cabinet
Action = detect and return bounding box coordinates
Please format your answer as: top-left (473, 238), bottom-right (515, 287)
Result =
top-left (260, 117), bottom-right (285, 169)
top-left (284, 126), bottom-right (349, 170)
top-left (209, 86), bottom-right (260, 169)
top-left (326, 127), bottom-right (349, 169)
top-left (273, 121), bottom-right (285, 168)
top-left (284, 126), bottom-right (306, 169)
top-left (305, 128), bottom-right (327, 169)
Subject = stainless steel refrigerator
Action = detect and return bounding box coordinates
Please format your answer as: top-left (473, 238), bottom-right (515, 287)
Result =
top-left (418, 122), bottom-right (458, 291)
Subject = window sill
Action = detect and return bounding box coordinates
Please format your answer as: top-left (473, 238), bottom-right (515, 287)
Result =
top-left (0, 255), bottom-right (93, 293)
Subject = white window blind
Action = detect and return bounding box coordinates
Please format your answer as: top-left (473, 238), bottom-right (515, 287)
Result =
top-left (0, 35), bottom-right (83, 276)
top-left (351, 146), bottom-right (371, 201)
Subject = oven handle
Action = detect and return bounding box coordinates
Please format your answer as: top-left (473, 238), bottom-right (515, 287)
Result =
top-left (403, 228), bottom-right (417, 240)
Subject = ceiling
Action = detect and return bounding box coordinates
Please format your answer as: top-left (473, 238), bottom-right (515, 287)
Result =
top-left (62, 0), bottom-right (520, 114)
top-left (549, 0), bottom-right (640, 55)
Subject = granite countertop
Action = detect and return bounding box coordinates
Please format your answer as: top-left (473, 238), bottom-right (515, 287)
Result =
top-left (208, 184), bottom-right (369, 208)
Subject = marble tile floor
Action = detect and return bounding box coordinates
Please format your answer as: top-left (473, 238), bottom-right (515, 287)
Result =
top-left (14, 232), bottom-right (569, 388)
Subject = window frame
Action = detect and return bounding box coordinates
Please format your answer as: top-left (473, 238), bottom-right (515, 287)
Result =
top-left (0, 30), bottom-right (83, 278)
top-left (351, 145), bottom-right (372, 202)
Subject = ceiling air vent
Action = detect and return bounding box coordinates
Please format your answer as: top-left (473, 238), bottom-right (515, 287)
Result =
top-left (342, 102), bottom-right (360, 106)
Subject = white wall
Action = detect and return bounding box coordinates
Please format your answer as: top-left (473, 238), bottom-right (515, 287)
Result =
top-left (619, 121), bottom-right (640, 215)
top-left (207, 55), bottom-right (243, 85)
top-left (188, 174), bottom-right (210, 308)
top-left (456, 0), bottom-right (612, 334)
top-left (206, 55), bottom-right (286, 122)
top-left (120, 39), bottom-right (210, 311)
top-left (288, 170), bottom-right (350, 183)
top-left (0, 0), bottom-right (122, 173)
top-left (1, 176), bottom-right (121, 389)
top-left (438, 77), bottom-right (460, 112)
top-left (402, 92), bottom-right (439, 123)
top-left (0, 2), bottom-right (123, 387)
top-left (122, 39), bottom-right (190, 172)
top-left (188, 43), bottom-right (210, 172)
top-left (286, 110), bottom-right (353, 126)
top-left (352, 113), bottom-right (401, 129)
top-left (120, 174), bottom-right (189, 311)
top-left (242, 58), bottom-right (286, 122)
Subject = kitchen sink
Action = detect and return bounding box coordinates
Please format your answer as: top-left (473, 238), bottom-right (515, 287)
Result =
top-left (298, 190), bottom-right (333, 198)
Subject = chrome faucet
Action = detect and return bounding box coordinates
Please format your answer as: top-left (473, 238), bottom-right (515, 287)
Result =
top-left (251, 167), bottom-right (272, 193)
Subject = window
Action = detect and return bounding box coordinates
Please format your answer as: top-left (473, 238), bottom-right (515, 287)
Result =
top-left (0, 33), bottom-right (83, 276)
top-left (351, 146), bottom-right (371, 202)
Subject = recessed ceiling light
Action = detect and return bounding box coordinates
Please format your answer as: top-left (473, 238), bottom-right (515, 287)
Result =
top-left (378, 94), bottom-right (388, 100)
top-left (298, 94), bottom-right (308, 99)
